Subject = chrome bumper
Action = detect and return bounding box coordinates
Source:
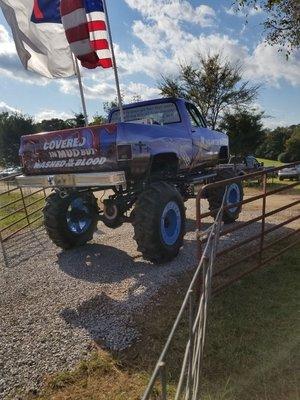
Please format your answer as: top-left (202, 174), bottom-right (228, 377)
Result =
top-left (16, 171), bottom-right (126, 188)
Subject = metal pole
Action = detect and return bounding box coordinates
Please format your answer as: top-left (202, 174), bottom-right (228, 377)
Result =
top-left (20, 187), bottom-right (30, 228)
top-left (259, 172), bottom-right (267, 265)
top-left (103, 0), bottom-right (125, 122)
top-left (159, 362), bottom-right (167, 400)
top-left (73, 55), bottom-right (89, 126)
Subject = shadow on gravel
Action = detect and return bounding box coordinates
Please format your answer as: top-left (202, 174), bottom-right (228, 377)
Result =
top-left (57, 236), bottom-right (200, 283)
top-left (0, 226), bottom-right (51, 268)
top-left (57, 238), bottom-right (199, 349)
top-left (60, 292), bottom-right (138, 350)
top-left (57, 243), bottom-right (150, 283)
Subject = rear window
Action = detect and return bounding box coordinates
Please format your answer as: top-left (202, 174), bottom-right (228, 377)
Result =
top-left (110, 102), bottom-right (181, 125)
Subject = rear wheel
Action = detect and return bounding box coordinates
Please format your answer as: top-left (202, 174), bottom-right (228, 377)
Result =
top-left (206, 169), bottom-right (243, 224)
top-left (133, 182), bottom-right (185, 263)
top-left (43, 191), bottom-right (98, 249)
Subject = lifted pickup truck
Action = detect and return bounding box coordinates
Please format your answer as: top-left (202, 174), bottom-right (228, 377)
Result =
top-left (17, 98), bottom-right (243, 262)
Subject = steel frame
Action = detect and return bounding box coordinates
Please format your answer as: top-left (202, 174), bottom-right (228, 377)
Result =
top-left (142, 162), bottom-right (299, 399)
top-left (0, 176), bottom-right (46, 247)
top-left (196, 162), bottom-right (300, 293)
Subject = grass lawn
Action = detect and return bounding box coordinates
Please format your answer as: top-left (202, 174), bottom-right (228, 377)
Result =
top-left (257, 158), bottom-right (284, 168)
top-left (0, 190), bottom-right (45, 236)
top-left (245, 158), bottom-right (300, 196)
top-left (33, 244), bottom-right (300, 400)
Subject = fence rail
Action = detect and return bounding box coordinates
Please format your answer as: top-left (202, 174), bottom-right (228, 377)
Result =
top-left (142, 200), bottom-right (225, 400)
top-left (0, 175), bottom-right (46, 244)
top-left (143, 162), bottom-right (299, 399)
top-left (196, 162), bottom-right (300, 293)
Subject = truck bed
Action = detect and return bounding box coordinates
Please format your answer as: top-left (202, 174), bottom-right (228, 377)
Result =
top-left (19, 124), bottom-right (118, 175)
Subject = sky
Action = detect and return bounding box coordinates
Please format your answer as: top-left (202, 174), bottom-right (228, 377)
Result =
top-left (0, 0), bottom-right (299, 128)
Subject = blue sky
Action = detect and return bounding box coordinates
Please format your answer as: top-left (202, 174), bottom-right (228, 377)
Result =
top-left (0, 0), bottom-right (299, 128)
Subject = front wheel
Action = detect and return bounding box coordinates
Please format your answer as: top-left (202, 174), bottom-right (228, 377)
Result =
top-left (133, 182), bottom-right (185, 263)
top-left (43, 191), bottom-right (99, 249)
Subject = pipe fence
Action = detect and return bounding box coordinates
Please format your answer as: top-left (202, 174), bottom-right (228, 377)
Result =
top-left (142, 162), bottom-right (299, 399)
top-left (0, 175), bottom-right (46, 249)
top-left (196, 162), bottom-right (300, 294)
top-left (142, 197), bottom-right (225, 400)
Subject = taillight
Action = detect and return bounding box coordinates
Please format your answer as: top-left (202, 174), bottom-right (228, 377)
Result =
top-left (117, 145), bottom-right (132, 161)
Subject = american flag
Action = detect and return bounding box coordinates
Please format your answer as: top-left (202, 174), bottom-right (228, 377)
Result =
top-left (60, 0), bottom-right (113, 69)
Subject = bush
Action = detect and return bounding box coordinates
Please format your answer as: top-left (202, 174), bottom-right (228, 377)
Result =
top-left (0, 112), bottom-right (35, 166)
top-left (278, 152), bottom-right (290, 163)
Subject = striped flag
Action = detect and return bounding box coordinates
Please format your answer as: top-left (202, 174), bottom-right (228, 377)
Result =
top-left (60, 0), bottom-right (113, 69)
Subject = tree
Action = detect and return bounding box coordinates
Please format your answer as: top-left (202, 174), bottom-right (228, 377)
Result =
top-left (103, 94), bottom-right (141, 119)
top-left (219, 109), bottom-right (265, 156)
top-left (255, 126), bottom-right (293, 159)
top-left (284, 128), bottom-right (300, 161)
top-left (159, 54), bottom-right (259, 129)
top-left (233, 0), bottom-right (300, 55)
top-left (278, 152), bottom-right (290, 163)
top-left (73, 112), bottom-right (86, 127)
top-left (103, 99), bottom-right (118, 118)
top-left (0, 112), bottom-right (35, 166)
top-left (35, 118), bottom-right (72, 133)
top-left (90, 113), bottom-right (106, 125)
top-left (255, 124), bottom-right (300, 160)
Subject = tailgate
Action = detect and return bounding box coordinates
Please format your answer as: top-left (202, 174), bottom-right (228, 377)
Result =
top-left (19, 124), bottom-right (118, 175)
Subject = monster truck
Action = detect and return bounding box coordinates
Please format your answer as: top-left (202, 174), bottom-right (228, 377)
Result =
top-left (16, 98), bottom-right (243, 262)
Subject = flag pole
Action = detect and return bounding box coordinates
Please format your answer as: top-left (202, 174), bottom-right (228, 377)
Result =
top-left (102, 0), bottom-right (125, 122)
top-left (73, 55), bottom-right (89, 126)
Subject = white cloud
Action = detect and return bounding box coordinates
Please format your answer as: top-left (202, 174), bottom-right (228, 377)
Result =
top-left (35, 109), bottom-right (74, 122)
top-left (225, 5), bottom-right (263, 17)
top-left (58, 78), bottom-right (160, 103)
top-left (117, 2), bottom-right (300, 89)
top-left (0, 101), bottom-right (21, 113)
top-left (0, 24), bottom-right (15, 56)
top-left (246, 43), bottom-right (300, 86)
top-left (263, 117), bottom-right (289, 129)
top-left (125, 1), bottom-right (216, 27)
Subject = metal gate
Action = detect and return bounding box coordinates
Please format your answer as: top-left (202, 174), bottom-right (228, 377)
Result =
top-left (142, 162), bottom-right (299, 399)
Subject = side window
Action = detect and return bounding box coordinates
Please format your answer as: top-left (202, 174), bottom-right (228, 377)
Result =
top-left (186, 103), bottom-right (206, 128)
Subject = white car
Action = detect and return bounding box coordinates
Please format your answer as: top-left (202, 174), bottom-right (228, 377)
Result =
top-left (278, 165), bottom-right (300, 181)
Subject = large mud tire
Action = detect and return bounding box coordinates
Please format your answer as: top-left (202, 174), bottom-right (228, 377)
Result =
top-left (43, 191), bottom-right (98, 249)
top-left (133, 182), bottom-right (185, 263)
top-left (206, 169), bottom-right (243, 224)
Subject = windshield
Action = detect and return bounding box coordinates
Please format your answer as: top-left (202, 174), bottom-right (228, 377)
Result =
top-left (110, 102), bottom-right (181, 125)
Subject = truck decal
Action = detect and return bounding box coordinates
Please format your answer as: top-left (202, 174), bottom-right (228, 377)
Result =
top-left (33, 157), bottom-right (107, 169)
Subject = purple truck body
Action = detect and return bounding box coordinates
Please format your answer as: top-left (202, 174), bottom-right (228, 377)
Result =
top-left (19, 98), bottom-right (228, 179)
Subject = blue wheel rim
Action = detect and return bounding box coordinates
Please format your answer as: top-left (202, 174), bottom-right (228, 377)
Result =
top-left (226, 183), bottom-right (241, 213)
top-left (160, 201), bottom-right (181, 246)
top-left (66, 197), bottom-right (92, 234)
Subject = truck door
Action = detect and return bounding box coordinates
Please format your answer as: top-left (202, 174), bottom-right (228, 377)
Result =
top-left (185, 103), bottom-right (217, 163)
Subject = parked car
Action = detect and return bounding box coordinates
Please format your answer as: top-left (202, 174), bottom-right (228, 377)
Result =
top-left (229, 155), bottom-right (264, 175)
top-left (278, 165), bottom-right (300, 181)
top-left (0, 167), bottom-right (22, 179)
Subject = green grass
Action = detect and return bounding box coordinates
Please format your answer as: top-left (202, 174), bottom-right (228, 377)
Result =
top-left (245, 158), bottom-right (300, 195)
top-left (201, 246), bottom-right (300, 400)
top-left (0, 191), bottom-right (45, 235)
top-left (257, 158), bottom-right (284, 168)
top-left (33, 244), bottom-right (300, 400)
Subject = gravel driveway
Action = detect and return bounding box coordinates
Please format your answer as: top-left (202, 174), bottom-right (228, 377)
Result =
top-left (0, 196), bottom-right (299, 399)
